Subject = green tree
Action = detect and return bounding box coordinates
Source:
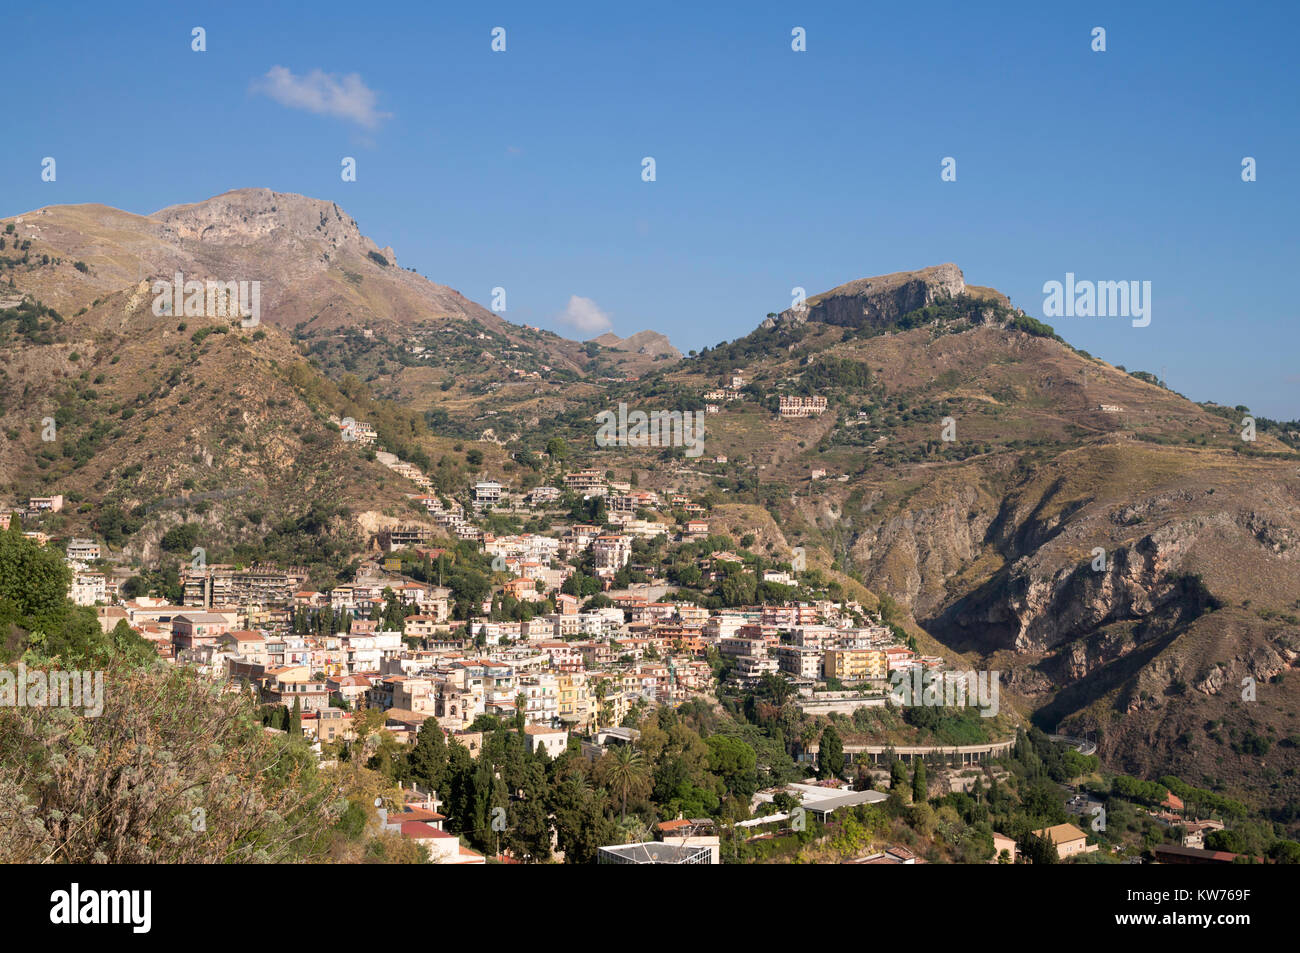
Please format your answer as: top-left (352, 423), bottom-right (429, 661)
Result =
top-left (504, 758), bottom-right (554, 862)
top-left (889, 758), bottom-right (908, 791)
top-left (1019, 831), bottom-right (1059, 865)
top-left (706, 735), bottom-right (759, 801)
top-left (380, 588), bottom-right (406, 632)
top-left (819, 725), bottom-right (845, 780)
top-left (406, 718), bottom-right (449, 793)
top-left (549, 774), bottom-right (614, 864)
top-left (595, 744), bottom-right (651, 820)
top-left (0, 528), bottom-right (152, 665)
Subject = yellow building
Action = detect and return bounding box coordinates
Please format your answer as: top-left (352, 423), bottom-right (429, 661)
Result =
top-left (823, 648), bottom-right (887, 681)
top-left (595, 687), bottom-right (632, 730)
top-left (558, 671), bottom-right (595, 731)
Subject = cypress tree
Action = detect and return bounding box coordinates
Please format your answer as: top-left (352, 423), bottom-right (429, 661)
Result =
top-left (819, 724), bottom-right (845, 779)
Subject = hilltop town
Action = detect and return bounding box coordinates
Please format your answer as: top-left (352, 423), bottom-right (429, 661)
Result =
top-left (2, 191), bottom-right (1297, 866)
top-left (2, 413), bottom-right (1278, 865)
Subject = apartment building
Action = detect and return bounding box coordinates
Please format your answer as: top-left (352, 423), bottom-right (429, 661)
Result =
top-left (264, 668), bottom-right (330, 713)
top-left (558, 671), bottom-right (594, 731)
top-left (380, 525), bottom-right (437, 552)
top-left (823, 648), bottom-right (888, 681)
top-left (472, 481), bottom-right (504, 507)
top-left (719, 635), bottom-right (769, 658)
top-left (65, 537), bottom-right (101, 563)
top-left (593, 535), bottom-right (633, 575)
top-left (778, 395), bottom-right (828, 418)
top-left (525, 486), bottom-right (561, 505)
top-left (521, 725), bottom-right (569, 758)
top-left (69, 570), bottom-right (107, 606)
top-left (563, 469), bottom-right (608, 494)
top-left (562, 523), bottom-right (601, 555)
top-left (774, 644), bottom-right (823, 679)
top-left (170, 612), bottom-right (232, 651)
top-left (734, 654), bottom-right (778, 682)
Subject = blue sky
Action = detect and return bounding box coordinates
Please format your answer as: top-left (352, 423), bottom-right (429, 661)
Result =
top-left (5, 0), bottom-right (1298, 417)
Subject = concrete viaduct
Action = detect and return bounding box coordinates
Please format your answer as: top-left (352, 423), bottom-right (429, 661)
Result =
top-left (839, 738), bottom-right (1017, 766)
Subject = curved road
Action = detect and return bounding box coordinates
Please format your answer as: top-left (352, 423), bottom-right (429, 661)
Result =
top-left (1048, 734), bottom-right (1097, 756)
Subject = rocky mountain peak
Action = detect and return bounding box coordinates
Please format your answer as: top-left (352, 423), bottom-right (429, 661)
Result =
top-left (151, 188), bottom-right (374, 255)
top-left (766, 263), bottom-right (968, 330)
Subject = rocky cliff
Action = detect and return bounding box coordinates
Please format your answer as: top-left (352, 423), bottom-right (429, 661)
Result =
top-left (766, 263), bottom-right (967, 330)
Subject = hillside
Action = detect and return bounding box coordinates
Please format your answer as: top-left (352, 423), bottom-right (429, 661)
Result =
top-left (1, 190), bottom-right (679, 439)
top-left (4, 190), bottom-right (1298, 820)
top-left (0, 189), bottom-right (668, 575)
top-left (538, 266), bottom-right (1300, 815)
top-left (0, 281), bottom-right (491, 582)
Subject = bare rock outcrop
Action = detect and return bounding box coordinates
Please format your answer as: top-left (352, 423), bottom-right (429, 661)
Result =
top-left (766, 263), bottom-right (966, 330)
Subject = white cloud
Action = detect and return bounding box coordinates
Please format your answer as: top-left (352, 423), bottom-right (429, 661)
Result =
top-left (251, 66), bottom-right (392, 129)
top-left (558, 295), bottom-right (613, 335)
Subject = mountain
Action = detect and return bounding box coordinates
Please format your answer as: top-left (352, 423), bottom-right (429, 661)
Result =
top-left (2, 187), bottom-right (645, 381)
top-left (4, 187), bottom-right (1299, 815)
top-left (766, 263), bottom-right (968, 330)
top-left (589, 330), bottom-right (682, 376)
top-left (9, 188), bottom-right (484, 330)
top-left (558, 265), bottom-right (1300, 811)
top-left (0, 191), bottom-right (546, 578)
top-left (2, 189), bottom-right (681, 388)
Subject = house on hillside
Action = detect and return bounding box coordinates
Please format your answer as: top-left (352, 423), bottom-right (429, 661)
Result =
top-left (1032, 823), bottom-right (1098, 858)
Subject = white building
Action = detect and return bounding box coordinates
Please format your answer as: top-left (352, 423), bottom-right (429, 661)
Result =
top-left (66, 538), bottom-right (102, 563)
top-left (593, 535), bottom-right (633, 575)
top-left (69, 571), bottom-right (107, 607)
top-left (473, 481), bottom-right (504, 507)
top-left (522, 725), bottom-right (569, 758)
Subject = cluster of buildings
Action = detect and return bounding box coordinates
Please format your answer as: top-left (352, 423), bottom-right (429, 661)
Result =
top-left (696, 372), bottom-right (831, 422)
top-left (82, 552), bottom-right (912, 752)
top-left (65, 537), bottom-right (107, 607)
top-left (702, 372), bottom-right (746, 413)
top-left (710, 614), bottom-right (927, 688)
top-left (1, 496), bottom-right (69, 548)
top-left (88, 582), bottom-right (730, 754)
top-left (17, 442), bottom-right (913, 719)
top-left (11, 445), bottom-right (925, 864)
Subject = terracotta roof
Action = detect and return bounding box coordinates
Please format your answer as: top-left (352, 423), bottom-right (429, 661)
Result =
top-left (331, 675), bottom-right (372, 687)
top-left (1033, 823), bottom-right (1088, 845)
top-left (401, 821), bottom-right (453, 839)
top-left (398, 807), bottom-right (446, 822)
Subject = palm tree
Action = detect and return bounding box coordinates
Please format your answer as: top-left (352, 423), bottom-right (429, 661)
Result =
top-left (594, 680), bottom-right (608, 730)
top-left (597, 745), bottom-right (650, 820)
